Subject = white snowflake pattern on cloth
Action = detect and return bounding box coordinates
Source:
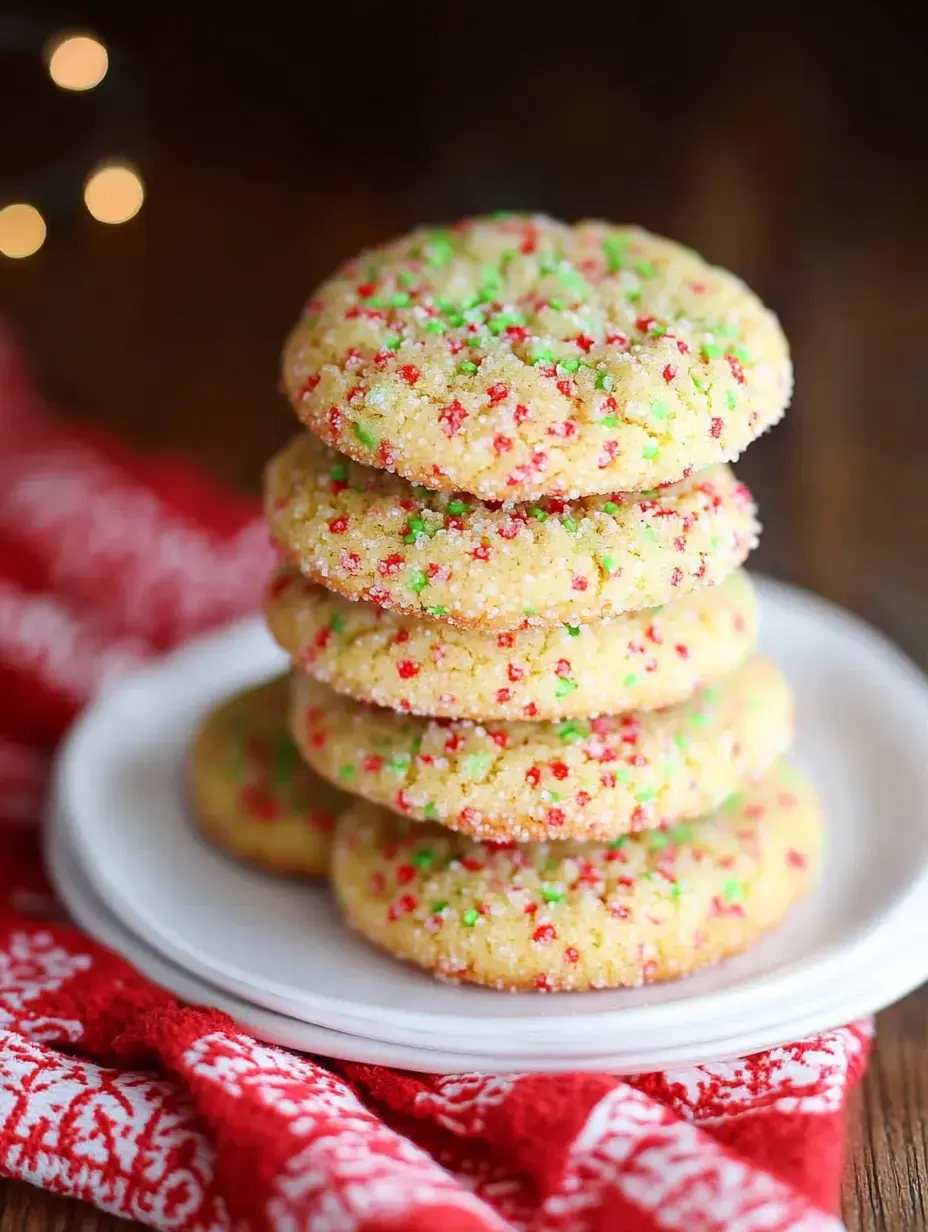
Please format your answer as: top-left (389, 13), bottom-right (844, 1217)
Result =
top-left (658, 1025), bottom-right (871, 1120)
top-left (184, 1032), bottom-right (509, 1232)
top-left (536, 1086), bottom-right (845, 1232)
top-left (414, 1073), bottom-right (523, 1135)
top-left (0, 1033), bottom-right (226, 1230)
top-left (0, 929), bottom-right (92, 1041)
top-left (0, 442), bottom-right (271, 641)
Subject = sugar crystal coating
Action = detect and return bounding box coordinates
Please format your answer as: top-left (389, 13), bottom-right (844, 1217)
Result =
top-left (189, 676), bottom-right (345, 876)
top-left (289, 656), bottom-right (792, 841)
top-left (331, 760), bottom-right (821, 990)
top-left (267, 567), bottom-right (758, 720)
top-left (265, 433), bottom-right (759, 631)
top-left (283, 214), bottom-right (791, 501)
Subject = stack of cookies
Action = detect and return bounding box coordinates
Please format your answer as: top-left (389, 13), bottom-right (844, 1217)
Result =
top-left (193, 214), bottom-right (823, 992)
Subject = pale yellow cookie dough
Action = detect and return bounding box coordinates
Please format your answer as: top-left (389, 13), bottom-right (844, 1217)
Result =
top-left (188, 676), bottom-right (346, 876)
top-left (282, 215), bottom-right (791, 501)
top-left (266, 567), bottom-right (758, 720)
top-left (331, 760), bottom-right (821, 990)
top-left (265, 433), bottom-right (759, 631)
top-left (289, 657), bottom-right (792, 841)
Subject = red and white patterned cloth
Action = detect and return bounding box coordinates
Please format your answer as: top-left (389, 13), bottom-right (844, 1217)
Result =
top-left (0, 327), bottom-right (869, 1231)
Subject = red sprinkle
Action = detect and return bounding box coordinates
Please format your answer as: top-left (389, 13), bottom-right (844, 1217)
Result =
top-left (378, 554), bottom-right (405, 576)
top-left (399, 365), bottom-right (420, 386)
top-left (709, 417), bottom-right (724, 439)
top-left (328, 516), bottom-right (349, 535)
top-left (571, 575), bottom-right (589, 592)
top-left (493, 433), bottom-right (513, 454)
top-left (532, 924), bottom-right (557, 945)
top-left (438, 400), bottom-right (468, 437)
top-left (396, 660), bottom-right (419, 680)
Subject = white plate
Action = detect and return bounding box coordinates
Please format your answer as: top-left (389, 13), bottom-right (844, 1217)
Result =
top-left (48, 804), bottom-right (889, 1073)
top-left (52, 576), bottom-right (928, 1055)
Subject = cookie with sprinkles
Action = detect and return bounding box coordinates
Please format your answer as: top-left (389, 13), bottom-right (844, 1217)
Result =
top-left (289, 656), bottom-right (792, 842)
top-left (331, 760), bottom-right (821, 991)
top-left (282, 214), bottom-right (791, 502)
top-left (267, 567), bottom-right (758, 721)
top-left (265, 434), bottom-right (759, 631)
top-left (188, 676), bottom-right (346, 876)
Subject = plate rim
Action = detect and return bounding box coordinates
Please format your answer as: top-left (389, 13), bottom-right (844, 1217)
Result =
top-left (53, 574), bottom-right (928, 1045)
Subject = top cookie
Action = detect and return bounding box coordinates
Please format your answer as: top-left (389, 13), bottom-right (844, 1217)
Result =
top-left (282, 214), bottom-right (791, 501)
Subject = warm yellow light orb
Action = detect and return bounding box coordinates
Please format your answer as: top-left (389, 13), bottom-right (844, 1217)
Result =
top-left (83, 163), bottom-right (145, 225)
top-left (0, 204), bottom-right (47, 259)
top-left (46, 33), bottom-right (109, 92)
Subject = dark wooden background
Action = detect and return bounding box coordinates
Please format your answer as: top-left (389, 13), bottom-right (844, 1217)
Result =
top-left (2, 2), bottom-right (926, 1227)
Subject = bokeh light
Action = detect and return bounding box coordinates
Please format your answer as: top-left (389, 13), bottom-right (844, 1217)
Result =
top-left (83, 163), bottom-right (145, 225)
top-left (46, 33), bottom-right (109, 92)
top-left (0, 205), bottom-right (47, 259)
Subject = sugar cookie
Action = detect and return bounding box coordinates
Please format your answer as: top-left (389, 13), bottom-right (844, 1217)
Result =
top-left (289, 657), bottom-right (792, 841)
top-left (266, 567), bottom-right (758, 720)
top-left (265, 433), bottom-right (758, 631)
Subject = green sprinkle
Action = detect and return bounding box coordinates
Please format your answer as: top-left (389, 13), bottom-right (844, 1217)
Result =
top-left (409, 568), bottom-right (428, 594)
top-left (642, 440), bottom-right (659, 460)
top-left (602, 501), bottom-right (619, 515)
top-left (600, 415), bottom-right (619, 428)
top-left (462, 908), bottom-right (480, 926)
top-left (601, 236), bottom-right (627, 273)
top-left (463, 754), bottom-right (492, 779)
top-left (431, 899), bottom-right (448, 913)
top-left (411, 848), bottom-right (434, 869)
top-left (733, 344), bottom-right (751, 363)
top-left (609, 835), bottom-right (629, 849)
top-left (649, 830), bottom-right (669, 850)
top-left (445, 311), bottom-right (465, 328)
top-left (554, 677), bottom-right (579, 698)
top-left (723, 879), bottom-right (744, 903)
top-left (616, 767), bottom-right (632, 784)
top-left (557, 719), bottom-right (587, 743)
top-left (560, 357), bottom-right (581, 374)
top-left (726, 390), bottom-right (738, 410)
top-left (530, 343), bottom-right (555, 365)
top-left (546, 791), bottom-right (561, 804)
top-left (412, 485), bottom-right (433, 499)
top-left (398, 270), bottom-right (415, 287)
top-left (338, 764), bottom-right (356, 782)
top-left (623, 672), bottom-right (639, 688)
top-left (637, 787), bottom-right (656, 804)
top-left (424, 802), bottom-right (439, 821)
top-left (426, 605), bottom-right (448, 618)
top-left (354, 421), bottom-right (377, 450)
top-left (691, 375), bottom-right (707, 392)
top-left (565, 625), bottom-right (581, 637)
top-left (329, 613), bottom-right (346, 634)
top-left (651, 400), bottom-right (669, 420)
top-left (561, 515), bottom-right (579, 533)
top-left (670, 824), bottom-right (693, 844)
top-left (689, 710), bottom-right (709, 729)
top-left (529, 507), bottom-right (548, 522)
top-left (389, 292), bottom-right (410, 308)
top-left (388, 754), bottom-right (410, 773)
top-left (447, 499), bottom-right (470, 516)
top-left (541, 884), bottom-right (564, 903)
top-left (523, 607), bottom-right (537, 616)
top-left (670, 882), bottom-right (683, 899)
top-left (643, 527), bottom-right (658, 543)
top-left (674, 733), bottom-right (690, 751)
top-left (386, 335), bottom-right (403, 351)
top-left (330, 462), bottom-right (349, 482)
top-left (424, 235), bottom-right (454, 268)
top-left (636, 259), bottom-right (657, 278)
top-left (701, 343), bottom-right (723, 360)
top-left (548, 298), bottom-right (564, 311)
top-left (595, 370), bottom-right (614, 392)
top-left (626, 287), bottom-right (642, 303)
top-left (597, 554), bottom-right (618, 574)
top-left (458, 360), bottom-right (479, 375)
top-left (424, 319), bottom-right (445, 335)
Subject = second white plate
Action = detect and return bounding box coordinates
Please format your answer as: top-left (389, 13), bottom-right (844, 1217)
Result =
top-left (52, 576), bottom-right (928, 1055)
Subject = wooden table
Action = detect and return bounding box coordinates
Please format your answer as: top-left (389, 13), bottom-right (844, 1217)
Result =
top-left (2, 4), bottom-right (925, 1227)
